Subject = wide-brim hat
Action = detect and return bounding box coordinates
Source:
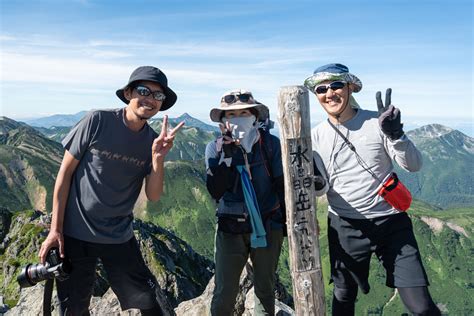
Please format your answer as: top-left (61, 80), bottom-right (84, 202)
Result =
top-left (210, 89), bottom-right (268, 122)
top-left (304, 63), bottom-right (363, 94)
top-left (116, 66), bottom-right (177, 111)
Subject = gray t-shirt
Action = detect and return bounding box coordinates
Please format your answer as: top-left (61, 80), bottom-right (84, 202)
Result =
top-left (311, 109), bottom-right (422, 219)
top-left (62, 108), bottom-right (158, 243)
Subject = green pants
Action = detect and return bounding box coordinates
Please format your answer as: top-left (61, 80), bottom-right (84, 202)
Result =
top-left (211, 229), bottom-right (284, 316)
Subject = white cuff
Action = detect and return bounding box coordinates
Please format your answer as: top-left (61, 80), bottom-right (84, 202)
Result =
top-left (219, 152), bottom-right (232, 167)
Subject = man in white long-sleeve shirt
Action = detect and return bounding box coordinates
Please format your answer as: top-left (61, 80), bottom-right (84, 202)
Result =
top-left (305, 63), bottom-right (440, 316)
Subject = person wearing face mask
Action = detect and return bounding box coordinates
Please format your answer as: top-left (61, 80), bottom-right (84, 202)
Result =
top-left (304, 64), bottom-right (440, 316)
top-left (205, 89), bottom-right (285, 315)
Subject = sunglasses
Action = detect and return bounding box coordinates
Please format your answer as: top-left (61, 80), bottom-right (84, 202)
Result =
top-left (222, 93), bottom-right (253, 104)
top-left (314, 81), bottom-right (346, 94)
top-left (135, 85), bottom-right (166, 101)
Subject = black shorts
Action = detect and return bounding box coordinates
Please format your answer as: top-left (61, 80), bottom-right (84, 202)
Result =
top-left (328, 212), bottom-right (429, 294)
top-left (56, 235), bottom-right (159, 315)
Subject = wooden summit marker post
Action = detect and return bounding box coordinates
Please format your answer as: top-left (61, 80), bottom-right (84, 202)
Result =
top-left (277, 86), bottom-right (325, 315)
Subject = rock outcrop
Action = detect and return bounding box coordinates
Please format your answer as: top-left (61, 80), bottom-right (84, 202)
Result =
top-left (2, 211), bottom-right (214, 315)
top-left (175, 262), bottom-right (294, 316)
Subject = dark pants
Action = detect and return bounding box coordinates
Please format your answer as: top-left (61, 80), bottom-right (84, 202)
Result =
top-left (328, 212), bottom-right (439, 315)
top-left (332, 286), bottom-right (440, 316)
top-left (211, 229), bottom-right (283, 316)
top-left (57, 235), bottom-right (162, 316)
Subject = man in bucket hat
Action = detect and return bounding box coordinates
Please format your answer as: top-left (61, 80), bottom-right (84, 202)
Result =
top-left (39, 66), bottom-right (184, 315)
top-left (305, 63), bottom-right (440, 315)
top-left (205, 89), bottom-right (285, 315)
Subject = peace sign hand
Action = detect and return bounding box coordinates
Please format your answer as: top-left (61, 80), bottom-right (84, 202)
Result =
top-left (218, 121), bottom-right (239, 158)
top-left (376, 88), bottom-right (404, 140)
top-left (152, 115), bottom-right (185, 161)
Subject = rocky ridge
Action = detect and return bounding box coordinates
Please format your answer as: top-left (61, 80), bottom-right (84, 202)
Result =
top-left (1, 210), bottom-right (293, 315)
top-left (0, 210), bottom-right (213, 314)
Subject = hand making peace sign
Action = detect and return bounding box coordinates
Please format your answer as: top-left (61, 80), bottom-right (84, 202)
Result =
top-left (152, 115), bottom-right (185, 160)
top-left (218, 121), bottom-right (240, 158)
top-left (376, 88), bottom-right (405, 140)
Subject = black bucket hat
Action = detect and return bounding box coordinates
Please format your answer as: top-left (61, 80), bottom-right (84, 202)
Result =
top-left (116, 66), bottom-right (177, 111)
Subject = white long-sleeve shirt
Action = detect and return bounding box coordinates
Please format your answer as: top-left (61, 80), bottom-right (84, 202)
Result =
top-left (312, 109), bottom-right (422, 219)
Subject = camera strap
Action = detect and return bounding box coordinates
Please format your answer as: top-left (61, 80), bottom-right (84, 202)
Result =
top-left (327, 119), bottom-right (380, 182)
top-left (327, 119), bottom-right (356, 152)
top-left (327, 119), bottom-right (412, 211)
top-left (43, 278), bottom-right (54, 316)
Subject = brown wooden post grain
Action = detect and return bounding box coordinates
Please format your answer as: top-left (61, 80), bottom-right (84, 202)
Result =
top-left (277, 86), bottom-right (325, 315)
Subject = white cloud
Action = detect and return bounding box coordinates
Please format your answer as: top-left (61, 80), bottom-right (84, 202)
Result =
top-left (82, 49), bottom-right (132, 59)
top-left (1, 52), bottom-right (129, 85)
top-left (1, 34), bottom-right (472, 121)
top-left (0, 35), bottom-right (16, 41)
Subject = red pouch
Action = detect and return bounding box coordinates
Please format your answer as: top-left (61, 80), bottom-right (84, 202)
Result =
top-left (378, 173), bottom-right (412, 212)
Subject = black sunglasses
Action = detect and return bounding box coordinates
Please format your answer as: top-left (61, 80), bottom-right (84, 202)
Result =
top-left (314, 81), bottom-right (346, 94)
top-left (135, 85), bottom-right (166, 101)
top-left (222, 93), bottom-right (253, 104)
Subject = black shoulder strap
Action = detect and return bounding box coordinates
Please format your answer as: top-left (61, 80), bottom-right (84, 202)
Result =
top-left (43, 278), bottom-right (54, 316)
top-left (327, 119), bottom-right (381, 182)
top-left (259, 131), bottom-right (274, 180)
top-left (327, 119), bottom-right (356, 152)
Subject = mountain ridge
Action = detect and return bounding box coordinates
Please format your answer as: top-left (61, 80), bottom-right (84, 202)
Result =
top-left (0, 117), bottom-right (473, 314)
top-left (0, 209), bottom-right (214, 311)
top-left (399, 123), bottom-right (473, 208)
top-left (0, 117), bottom-right (63, 212)
top-left (20, 110), bottom-right (219, 133)
top-left (23, 111), bottom-right (88, 128)
top-left (2, 117), bottom-right (472, 210)
top-left (408, 123), bottom-right (455, 138)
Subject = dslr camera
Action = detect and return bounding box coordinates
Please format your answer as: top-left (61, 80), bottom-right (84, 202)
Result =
top-left (17, 247), bottom-right (72, 288)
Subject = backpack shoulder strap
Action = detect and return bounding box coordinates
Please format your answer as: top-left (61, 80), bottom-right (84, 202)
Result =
top-left (258, 130), bottom-right (274, 179)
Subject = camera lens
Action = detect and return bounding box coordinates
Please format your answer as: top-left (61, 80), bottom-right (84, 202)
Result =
top-left (17, 248), bottom-right (71, 288)
top-left (17, 264), bottom-right (37, 288)
top-left (17, 263), bottom-right (50, 288)
top-left (29, 263), bottom-right (49, 282)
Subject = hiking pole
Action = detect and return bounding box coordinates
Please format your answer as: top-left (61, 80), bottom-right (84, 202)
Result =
top-left (277, 86), bottom-right (325, 316)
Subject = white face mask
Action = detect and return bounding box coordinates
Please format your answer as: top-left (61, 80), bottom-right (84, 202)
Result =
top-left (224, 115), bottom-right (259, 153)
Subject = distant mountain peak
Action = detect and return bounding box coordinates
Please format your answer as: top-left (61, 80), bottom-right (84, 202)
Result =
top-left (410, 124), bottom-right (455, 138)
top-left (177, 112), bottom-right (194, 119)
top-left (24, 111), bottom-right (88, 128)
top-left (169, 113), bottom-right (219, 133)
top-left (408, 124), bottom-right (473, 154)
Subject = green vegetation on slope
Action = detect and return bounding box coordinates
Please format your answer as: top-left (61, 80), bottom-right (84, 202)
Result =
top-left (141, 160), bottom-right (217, 258)
top-left (0, 210), bottom-right (47, 307)
top-left (2, 118), bottom-right (473, 314)
top-left (0, 119), bottom-right (63, 213)
top-left (148, 179), bottom-right (474, 315)
top-left (148, 120), bottom-right (218, 161)
top-left (399, 127), bottom-right (474, 209)
top-left (278, 201), bottom-right (474, 315)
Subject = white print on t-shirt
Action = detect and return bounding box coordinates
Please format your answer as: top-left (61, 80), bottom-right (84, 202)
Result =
top-left (90, 147), bottom-right (147, 168)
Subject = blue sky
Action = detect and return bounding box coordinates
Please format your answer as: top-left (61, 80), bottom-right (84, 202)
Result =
top-left (1, 0), bottom-right (472, 134)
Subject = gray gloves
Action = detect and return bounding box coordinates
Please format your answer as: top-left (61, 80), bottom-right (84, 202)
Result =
top-left (376, 88), bottom-right (404, 140)
top-left (313, 157), bottom-right (327, 191)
